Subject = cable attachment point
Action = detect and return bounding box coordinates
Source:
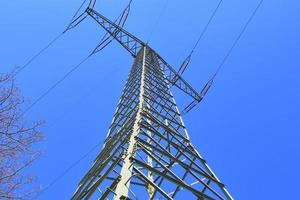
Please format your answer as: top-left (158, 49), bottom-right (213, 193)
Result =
top-left (181, 77), bottom-right (214, 116)
top-left (64, 0), bottom-right (90, 33)
top-left (172, 52), bottom-right (193, 84)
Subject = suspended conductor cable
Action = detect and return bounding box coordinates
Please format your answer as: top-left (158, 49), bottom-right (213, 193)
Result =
top-left (21, 56), bottom-right (90, 116)
top-left (64, 0), bottom-right (90, 32)
top-left (18, 32), bottom-right (64, 75)
top-left (182, 0), bottom-right (264, 115)
top-left (1, 0), bottom-right (90, 90)
top-left (69, 0), bottom-right (88, 24)
top-left (213, 0), bottom-right (264, 78)
top-left (147, 0), bottom-right (169, 43)
top-left (190, 0), bottom-right (223, 54)
top-left (34, 66), bottom-right (123, 197)
top-left (20, 0), bottom-right (88, 75)
top-left (18, 0), bottom-right (133, 116)
top-left (0, 32), bottom-right (64, 90)
top-left (174, 0), bottom-right (223, 79)
top-left (36, 141), bottom-right (102, 197)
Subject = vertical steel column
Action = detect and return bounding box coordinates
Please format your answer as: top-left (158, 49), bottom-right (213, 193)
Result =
top-left (114, 46), bottom-right (147, 199)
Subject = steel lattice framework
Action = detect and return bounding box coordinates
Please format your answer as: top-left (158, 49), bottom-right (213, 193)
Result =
top-left (69, 1), bottom-right (233, 200)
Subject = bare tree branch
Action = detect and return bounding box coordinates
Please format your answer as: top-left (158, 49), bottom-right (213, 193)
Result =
top-left (0, 69), bottom-right (44, 199)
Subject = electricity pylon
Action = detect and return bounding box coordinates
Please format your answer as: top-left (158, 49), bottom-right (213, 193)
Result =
top-left (69, 1), bottom-right (233, 199)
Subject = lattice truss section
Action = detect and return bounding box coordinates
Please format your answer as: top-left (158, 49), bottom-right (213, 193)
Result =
top-left (71, 47), bottom-right (231, 200)
top-left (87, 8), bottom-right (144, 57)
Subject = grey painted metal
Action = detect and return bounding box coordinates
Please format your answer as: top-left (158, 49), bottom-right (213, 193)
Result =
top-left (86, 8), bottom-right (145, 57)
top-left (66, 4), bottom-right (233, 199)
top-left (71, 46), bottom-right (233, 199)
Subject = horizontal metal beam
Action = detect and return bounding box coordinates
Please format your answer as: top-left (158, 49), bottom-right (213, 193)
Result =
top-left (133, 167), bottom-right (173, 200)
top-left (131, 157), bottom-right (215, 200)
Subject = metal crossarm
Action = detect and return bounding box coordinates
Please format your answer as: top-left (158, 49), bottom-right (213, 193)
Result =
top-left (86, 8), bottom-right (202, 102)
top-left (150, 51), bottom-right (202, 101)
top-left (87, 8), bottom-right (145, 57)
top-left (65, 3), bottom-right (203, 102)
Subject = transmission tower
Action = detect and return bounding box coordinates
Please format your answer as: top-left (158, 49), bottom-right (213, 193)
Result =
top-left (68, 1), bottom-right (233, 199)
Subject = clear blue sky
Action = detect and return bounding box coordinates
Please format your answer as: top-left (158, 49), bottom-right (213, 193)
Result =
top-left (1, 0), bottom-right (299, 199)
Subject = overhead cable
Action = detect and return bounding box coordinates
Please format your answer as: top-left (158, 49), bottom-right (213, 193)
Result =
top-left (21, 0), bottom-right (135, 117)
top-left (21, 56), bottom-right (90, 116)
top-left (182, 0), bottom-right (264, 115)
top-left (35, 141), bottom-right (102, 198)
top-left (175, 0), bottom-right (223, 79)
top-left (0, 0), bottom-right (91, 90)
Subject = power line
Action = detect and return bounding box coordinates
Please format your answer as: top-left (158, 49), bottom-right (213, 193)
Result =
top-left (69, 0), bottom-right (88, 24)
top-left (213, 0), bottom-right (264, 77)
top-left (0, 0), bottom-right (90, 90)
top-left (147, 0), bottom-right (169, 43)
top-left (36, 141), bottom-right (102, 198)
top-left (21, 0), bottom-right (135, 117)
top-left (191, 0), bottom-right (223, 53)
top-left (174, 0), bottom-right (223, 78)
top-left (33, 65), bottom-right (123, 197)
top-left (48, 65), bottom-right (122, 129)
top-left (22, 56), bottom-right (90, 116)
top-left (0, 32), bottom-right (64, 89)
top-left (182, 0), bottom-right (264, 115)
top-left (9, 0), bottom-right (265, 196)
top-left (18, 33), bottom-right (64, 75)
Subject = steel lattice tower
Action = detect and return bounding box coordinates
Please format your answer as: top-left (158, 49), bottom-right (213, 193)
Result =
top-left (68, 1), bottom-right (233, 199)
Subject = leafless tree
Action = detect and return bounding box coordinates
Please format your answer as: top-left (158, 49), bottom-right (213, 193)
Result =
top-left (0, 70), bottom-right (43, 199)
